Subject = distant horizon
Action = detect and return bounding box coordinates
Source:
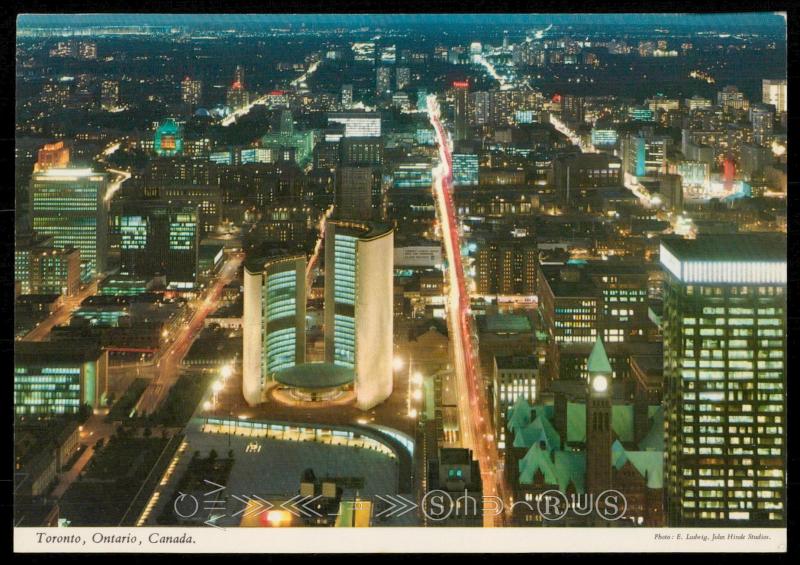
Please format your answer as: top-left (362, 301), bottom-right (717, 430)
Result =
top-left (18, 12), bottom-right (787, 30)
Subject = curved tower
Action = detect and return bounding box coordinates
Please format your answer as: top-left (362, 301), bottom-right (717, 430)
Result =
top-left (242, 253), bottom-right (306, 406)
top-left (324, 220), bottom-right (394, 410)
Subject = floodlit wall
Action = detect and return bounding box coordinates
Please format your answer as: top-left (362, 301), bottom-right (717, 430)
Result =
top-left (242, 265), bottom-right (263, 405)
top-left (355, 229), bottom-right (394, 410)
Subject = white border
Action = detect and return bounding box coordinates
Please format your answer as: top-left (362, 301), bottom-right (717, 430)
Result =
top-left (14, 527), bottom-right (787, 553)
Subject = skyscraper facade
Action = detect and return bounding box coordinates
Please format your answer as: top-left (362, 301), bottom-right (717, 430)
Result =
top-left (181, 77), bottom-right (202, 106)
top-left (119, 201), bottom-right (200, 288)
top-left (761, 79), bottom-right (787, 113)
top-left (376, 66), bottom-right (392, 97)
top-left (341, 84), bottom-right (353, 108)
top-left (660, 235), bottom-right (786, 526)
top-left (324, 220), bottom-right (394, 410)
top-left (29, 167), bottom-right (108, 280)
top-left (453, 81), bottom-right (469, 142)
top-left (243, 253), bottom-right (307, 406)
top-left (100, 80), bottom-right (119, 110)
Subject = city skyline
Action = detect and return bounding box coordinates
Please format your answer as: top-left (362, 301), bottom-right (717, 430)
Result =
top-left (12, 10), bottom-right (789, 553)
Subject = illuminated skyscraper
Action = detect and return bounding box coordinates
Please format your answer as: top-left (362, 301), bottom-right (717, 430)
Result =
top-left (750, 104), bottom-right (775, 147)
top-left (376, 66), bottom-right (392, 97)
top-left (561, 94), bottom-right (584, 126)
top-left (341, 84), bottom-right (353, 108)
top-left (761, 79), bottom-right (787, 113)
top-left (660, 235), bottom-right (786, 526)
top-left (234, 64), bottom-right (245, 89)
top-left (226, 78), bottom-right (249, 110)
top-left (453, 81), bottom-right (469, 141)
top-left (452, 153), bottom-right (479, 186)
top-left (119, 201), bottom-right (200, 289)
top-left (324, 220), bottom-right (394, 410)
top-left (717, 85), bottom-right (750, 114)
top-left (475, 237), bottom-right (537, 297)
top-left (100, 80), bottom-right (119, 111)
top-left (181, 76), bottom-right (202, 106)
top-left (243, 253), bottom-right (307, 406)
top-left (328, 111), bottom-right (381, 138)
top-left (28, 246), bottom-right (81, 297)
top-left (396, 66), bottom-right (410, 91)
top-left (29, 167), bottom-right (108, 280)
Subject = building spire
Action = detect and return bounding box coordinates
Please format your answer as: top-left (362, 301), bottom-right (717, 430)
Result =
top-left (587, 336), bottom-right (612, 375)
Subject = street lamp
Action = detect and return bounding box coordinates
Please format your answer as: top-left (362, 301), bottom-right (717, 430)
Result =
top-left (393, 356), bottom-right (404, 372)
top-left (220, 364), bottom-right (233, 380)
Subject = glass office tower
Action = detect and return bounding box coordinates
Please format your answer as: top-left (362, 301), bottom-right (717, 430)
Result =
top-left (119, 201), bottom-right (200, 289)
top-left (660, 234), bottom-right (786, 526)
top-left (29, 167), bottom-right (108, 280)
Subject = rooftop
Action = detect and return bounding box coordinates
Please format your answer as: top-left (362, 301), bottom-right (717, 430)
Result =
top-left (483, 314), bottom-right (532, 334)
top-left (15, 341), bottom-right (104, 363)
top-left (273, 363), bottom-right (355, 389)
top-left (660, 234), bottom-right (786, 262)
top-left (495, 355), bottom-right (538, 370)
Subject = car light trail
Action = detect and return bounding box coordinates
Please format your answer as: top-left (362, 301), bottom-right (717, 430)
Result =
top-left (222, 60), bottom-right (321, 126)
top-left (104, 167), bottom-right (130, 203)
top-left (427, 94), bottom-right (508, 526)
top-left (306, 204), bottom-right (335, 291)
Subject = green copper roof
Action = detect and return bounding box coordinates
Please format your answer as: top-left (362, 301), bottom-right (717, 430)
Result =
top-left (611, 440), bottom-right (627, 467)
top-left (518, 442), bottom-right (586, 494)
top-left (507, 396), bottom-right (533, 433)
top-left (519, 443), bottom-right (557, 485)
top-left (615, 450), bottom-right (664, 489)
top-left (637, 406), bottom-right (665, 451)
top-left (513, 411), bottom-right (561, 452)
top-left (515, 402), bottom-right (665, 491)
top-left (513, 400), bottom-right (661, 450)
top-left (554, 451), bottom-right (586, 494)
top-left (587, 337), bottom-right (612, 374)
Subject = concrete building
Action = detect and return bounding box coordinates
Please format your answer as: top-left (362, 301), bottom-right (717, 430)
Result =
top-left (14, 341), bottom-right (108, 416)
top-left (243, 253), bottom-right (307, 406)
top-left (324, 220), bottom-right (394, 410)
top-left (492, 355), bottom-right (538, 450)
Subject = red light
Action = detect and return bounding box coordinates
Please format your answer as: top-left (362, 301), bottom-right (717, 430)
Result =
top-left (232, 81), bottom-right (242, 90)
top-left (452, 80), bottom-right (469, 89)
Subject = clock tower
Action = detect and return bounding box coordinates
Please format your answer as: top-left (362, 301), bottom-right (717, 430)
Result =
top-left (586, 337), bottom-right (613, 498)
